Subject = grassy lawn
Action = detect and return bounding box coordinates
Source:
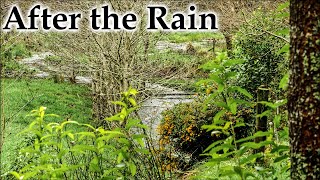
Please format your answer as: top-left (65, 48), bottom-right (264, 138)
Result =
top-left (1, 78), bottom-right (92, 173)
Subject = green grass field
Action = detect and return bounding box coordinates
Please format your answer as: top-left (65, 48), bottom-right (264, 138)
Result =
top-left (1, 79), bottom-right (92, 173)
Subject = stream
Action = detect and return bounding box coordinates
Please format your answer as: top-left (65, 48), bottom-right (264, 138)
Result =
top-left (18, 52), bottom-right (195, 137)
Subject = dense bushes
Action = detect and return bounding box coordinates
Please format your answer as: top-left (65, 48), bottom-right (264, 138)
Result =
top-left (233, 9), bottom-right (289, 96)
top-left (7, 89), bottom-right (166, 180)
top-left (1, 43), bottom-right (31, 76)
top-left (158, 97), bottom-right (255, 170)
top-left (159, 100), bottom-right (220, 162)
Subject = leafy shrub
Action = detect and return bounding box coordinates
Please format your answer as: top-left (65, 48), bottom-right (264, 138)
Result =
top-left (158, 52), bottom-right (257, 171)
top-left (192, 24), bottom-right (290, 179)
top-left (233, 8), bottom-right (289, 96)
top-left (159, 100), bottom-right (255, 169)
top-left (8, 89), bottom-right (166, 180)
top-left (159, 100), bottom-right (220, 165)
top-left (3, 43), bottom-right (30, 60)
top-left (1, 43), bottom-right (31, 76)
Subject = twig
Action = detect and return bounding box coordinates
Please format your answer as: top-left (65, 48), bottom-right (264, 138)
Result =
top-left (241, 11), bottom-right (289, 43)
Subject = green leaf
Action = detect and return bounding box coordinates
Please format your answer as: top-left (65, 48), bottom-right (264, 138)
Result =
top-left (203, 139), bottom-right (225, 152)
top-left (214, 101), bottom-right (229, 110)
top-left (224, 59), bottom-right (246, 67)
top-left (112, 101), bottom-right (127, 108)
top-left (225, 72), bottom-right (237, 79)
top-left (129, 163), bottom-right (137, 176)
top-left (276, 2), bottom-right (289, 11)
top-left (229, 102), bottom-right (238, 115)
top-left (213, 110), bottom-right (227, 125)
top-left (274, 115), bottom-right (281, 128)
top-left (244, 171), bottom-right (256, 179)
top-left (271, 145), bottom-right (289, 153)
top-left (256, 110), bottom-right (272, 118)
top-left (236, 131), bottom-right (272, 143)
top-left (229, 86), bottom-right (253, 99)
top-left (277, 44), bottom-right (289, 55)
top-left (117, 152), bottom-right (124, 164)
top-left (34, 139), bottom-right (40, 151)
top-left (209, 74), bottom-right (224, 86)
top-left (241, 141), bottom-right (274, 149)
top-left (67, 132), bottom-right (75, 140)
top-left (10, 172), bottom-right (21, 179)
top-left (80, 123), bottom-right (96, 131)
top-left (276, 12), bottom-right (289, 18)
top-left (200, 62), bottom-right (223, 71)
top-left (116, 163), bottom-right (126, 168)
top-left (223, 122), bottom-right (231, 130)
top-left (234, 166), bottom-right (243, 177)
top-left (128, 88), bottom-right (138, 96)
top-left (209, 143), bottom-right (234, 154)
top-left (240, 153), bottom-right (263, 165)
top-left (202, 124), bottom-right (225, 131)
top-left (60, 120), bottom-right (80, 130)
top-left (276, 28), bottom-right (289, 35)
top-left (89, 157), bottom-right (101, 172)
top-left (279, 72), bottom-right (289, 90)
top-left (234, 123), bottom-right (246, 128)
top-left (258, 99), bottom-right (287, 109)
top-left (76, 132), bottom-right (96, 140)
top-left (274, 155), bottom-right (289, 163)
top-left (72, 145), bottom-right (97, 153)
top-left (105, 115), bottom-right (123, 122)
top-left (125, 119), bottom-right (141, 129)
top-left (128, 98), bottom-right (137, 106)
top-left (118, 138), bottom-right (130, 146)
top-left (58, 149), bottom-right (68, 160)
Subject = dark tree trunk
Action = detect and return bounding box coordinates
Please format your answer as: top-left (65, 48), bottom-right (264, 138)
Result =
top-left (254, 85), bottom-right (269, 155)
top-left (288, 0), bottom-right (320, 179)
top-left (223, 33), bottom-right (233, 58)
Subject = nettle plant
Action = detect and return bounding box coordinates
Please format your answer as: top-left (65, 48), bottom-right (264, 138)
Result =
top-left (196, 53), bottom-right (290, 179)
top-left (10, 88), bottom-right (164, 180)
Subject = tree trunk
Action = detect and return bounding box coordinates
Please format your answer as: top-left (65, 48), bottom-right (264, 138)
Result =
top-left (254, 85), bottom-right (269, 155)
top-left (288, 1), bottom-right (320, 179)
top-left (223, 33), bottom-right (233, 58)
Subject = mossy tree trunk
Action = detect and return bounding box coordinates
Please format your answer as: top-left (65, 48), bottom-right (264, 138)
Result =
top-left (288, 0), bottom-right (320, 179)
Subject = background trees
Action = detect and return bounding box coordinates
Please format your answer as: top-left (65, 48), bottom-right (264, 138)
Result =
top-left (288, 0), bottom-right (320, 179)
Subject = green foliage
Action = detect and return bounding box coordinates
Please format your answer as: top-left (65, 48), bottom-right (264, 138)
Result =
top-left (159, 100), bottom-right (220, 170)
top-left (1, 43), bottom-right (31, 74)
top-left (1, 79), bottom-right (92, 174)
top-left (7, 88), bottom-right (164, 179)
top-left (193, 51), bottom-right (289, 179)
top-left (233, 8), bottom-right (289, 96)
top-left (3, 43), bottom-right (31, 60)
top-left (158, 53), bottom-right (255, 171)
